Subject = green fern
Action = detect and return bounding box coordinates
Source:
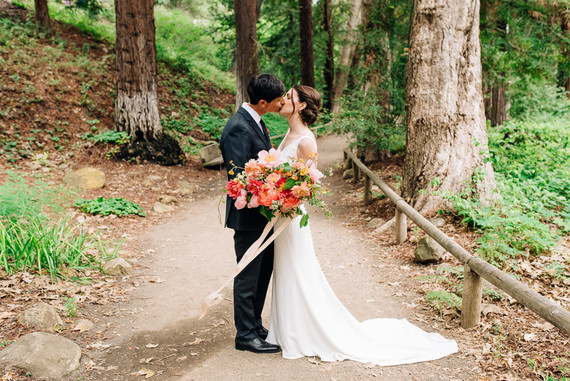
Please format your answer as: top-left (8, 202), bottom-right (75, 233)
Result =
top-left (425, 290), bottom-right (462, 310)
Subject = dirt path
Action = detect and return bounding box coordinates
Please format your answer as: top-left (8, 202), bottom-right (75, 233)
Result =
top-left (80, 135), bottom-right (482, 381)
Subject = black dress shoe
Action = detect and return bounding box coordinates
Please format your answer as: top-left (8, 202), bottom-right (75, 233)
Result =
top-left (256, 326), bottom-right (269, 340)
top-left (235, 337), bottom-right (281, 354)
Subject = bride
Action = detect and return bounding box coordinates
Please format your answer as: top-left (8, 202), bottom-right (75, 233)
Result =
top-left (266, 85), bottom-right (458, 365)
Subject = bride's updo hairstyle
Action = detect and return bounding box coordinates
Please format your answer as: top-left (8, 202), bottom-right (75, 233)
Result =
top-left (292, 85), bottom-right (321, 126)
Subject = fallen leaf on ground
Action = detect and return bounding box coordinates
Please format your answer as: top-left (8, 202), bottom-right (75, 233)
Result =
top-left (145, 343), bottom-right (159, 349)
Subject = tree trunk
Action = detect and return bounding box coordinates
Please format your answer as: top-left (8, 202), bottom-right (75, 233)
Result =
top-left (235, 0), bottom-right (258, 110)
top-left (299, 0), bottom-right (315, 87)
top-left (34, 0), bottom-right (50, 31)
top-left (402, 0), bottom-right (497, 212)
top-left (490, 83), bottom-right (506, 126)
top-left (256, 0), bottom-right (263, 21)
top-left (332, 0), bottom-right (363, 113)
top-left (322, 0), bottom-right (334, 110)
top-left (562, 11), bottom-right (570, 99)
top-left (114, 0), bottom-right (183, 165)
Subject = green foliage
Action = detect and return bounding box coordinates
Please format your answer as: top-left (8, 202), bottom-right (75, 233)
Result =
top-left (442, 114), bottom-right (570, 267)
top-left (154, 5), bottom-right (234, 91)
top-left (16, 0), bottom-right (234, 91)
top-left (332, 0), bottom-right (410, 156)
top-left (192, 107), bottom-right (230, 141)
top-left (82, 130), bottom-right (130, 145)
top-left (333, 101), bottom-right (406, 155)
top-left (0, 172), bottom-right (72, 224)
top-left (0, 173), bottom-right (107, 280)
top-left (480, 0), bottom-right (569, 119)
top-left (75, 197), bottom-right (146, 217)
top-left (425, 290), bottom-right (462, 310)
top-left (64, 297), bottom-right (78, 317)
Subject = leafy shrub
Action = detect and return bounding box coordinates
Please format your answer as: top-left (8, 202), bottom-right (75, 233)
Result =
top-left (75, 197), bottom-right (146, 217)
top-left (82, 130), bottom-right (130, 145)
top-left (333, 100), bottom-right (406, 156)
top-left (193, 108), bottom-right (229, 141)
top-left (425, 290), bottom-right (462, 310)
top-left (442, 115), bottom-right (570, 267)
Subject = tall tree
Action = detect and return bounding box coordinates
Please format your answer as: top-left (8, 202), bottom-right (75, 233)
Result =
top-left (402, 0), bottom-right (497, 212)
top-left (235, 0), bottom-right (259, 109)
top-left (332, 0), bottom-right (363, 113)
top-left (562, 9), bottom-right (570, 99)
top-left (321, 0), bottom-right (334, 109)
top-left (34, 0), bottom-right (50, 31)
top-left (114, 0), bottom-right (183, 165)
top-left (299, 0), bottom-right (315, 87)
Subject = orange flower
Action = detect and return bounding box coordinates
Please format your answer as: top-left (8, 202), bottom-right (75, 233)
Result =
top-left (258, 186), bottom-right (279, 206)
top-left (291, 182), bottom-right (311, 198)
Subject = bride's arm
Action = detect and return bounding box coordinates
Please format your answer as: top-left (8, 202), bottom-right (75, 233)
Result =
top-left (297, 138), bottom-right (318, 164)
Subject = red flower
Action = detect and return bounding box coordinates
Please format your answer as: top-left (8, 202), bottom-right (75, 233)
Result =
top-left (247, 179), bottom-right (263, 196)
top-left (226, 179), bottom-right (244, 199)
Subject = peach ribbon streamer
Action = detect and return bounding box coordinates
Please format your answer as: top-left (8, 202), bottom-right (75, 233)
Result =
top-left (199, 216), bottom-right (292, 319)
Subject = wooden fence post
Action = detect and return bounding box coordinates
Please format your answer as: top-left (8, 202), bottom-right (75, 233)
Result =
top-left (364, 175), bottom-right (372, 205)
top-left (395, 208), bottom-right (407, 243)
top-left (353, 163), bottom-right (360, 182)
top-left (461, 264), bottom-right (483, 328)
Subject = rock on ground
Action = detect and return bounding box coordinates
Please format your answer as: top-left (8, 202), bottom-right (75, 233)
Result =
top-left (64, 167), bottom-right (105, 189)
top-left (101, 257), bottom-right (133, 276)
top-left (0, 332), bottom-right (81, 379)
top-left (414, 236), bottom-right (446, 263)
top-left (17, 302), bottom-right (63, 332)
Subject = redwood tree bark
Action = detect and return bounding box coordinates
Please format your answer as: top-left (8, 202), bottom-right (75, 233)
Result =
top-left (34, 0), bottom-right (50, 30)
top-left (235, 0), bottom-right (258, 109)
top-left (490, 83), bottom-right (506, 126)
top-left (114, 0), bottom-right (161, 142)
top-left (562, 11), bottom-right (570, 99)
top-left (322, 0), bottom-right (334, 109)
top-left (402, 0), bottom-right (497, 212)
top-left (299, 0), bottom-right (315, 87)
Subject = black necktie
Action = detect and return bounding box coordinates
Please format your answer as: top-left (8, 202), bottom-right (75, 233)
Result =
top-left (260, 119), bottom-right (270, 140)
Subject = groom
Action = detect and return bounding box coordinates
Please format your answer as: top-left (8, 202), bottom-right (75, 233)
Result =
top-left (220, 74), bottom-right (285, 354)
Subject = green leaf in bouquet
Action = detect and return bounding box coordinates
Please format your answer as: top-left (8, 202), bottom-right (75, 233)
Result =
top-left (260, 206), bottom-right (274, 221)
top-left (299, 213), bottom-right (309, 228)
top-left (282, 163), bottom-right (292, 172)
top-left (283, 178), bottom-right (297, 190)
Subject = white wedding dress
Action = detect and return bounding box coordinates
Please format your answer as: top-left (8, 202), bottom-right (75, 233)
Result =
top-left (266, 134), bottom-right (458, 366)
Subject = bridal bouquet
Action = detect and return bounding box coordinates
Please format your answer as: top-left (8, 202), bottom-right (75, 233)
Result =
top-left (226, 148), bottom-right (328, 227)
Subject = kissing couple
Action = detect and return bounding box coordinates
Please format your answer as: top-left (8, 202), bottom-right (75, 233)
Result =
top-left (219, 73), bottom-right (458, 365)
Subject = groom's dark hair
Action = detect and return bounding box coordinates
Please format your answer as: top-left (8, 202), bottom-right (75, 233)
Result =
top-left (247, 74), bottom-right (285, 105)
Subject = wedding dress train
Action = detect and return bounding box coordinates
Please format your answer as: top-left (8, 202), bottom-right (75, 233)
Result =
top-left (266, 135), bottom-right (458, 366)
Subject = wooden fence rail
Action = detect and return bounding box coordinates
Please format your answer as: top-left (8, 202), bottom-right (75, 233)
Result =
top-left (344, 149), bottom-right (570, 336)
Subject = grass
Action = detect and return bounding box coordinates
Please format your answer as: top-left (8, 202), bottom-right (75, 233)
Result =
top-left (0, 172), bottom-right (118, 280)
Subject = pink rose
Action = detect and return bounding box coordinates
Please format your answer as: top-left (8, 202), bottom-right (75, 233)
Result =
top-left (235, 190), bottom-right (247, 209)
top-left (308, 165), bottom-right (324, 182)
top-left (247, 195), bottom-right (259, 208)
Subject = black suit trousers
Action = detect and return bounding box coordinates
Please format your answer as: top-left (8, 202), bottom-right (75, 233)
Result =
top-left (233, 228), bottom-right (274, 340)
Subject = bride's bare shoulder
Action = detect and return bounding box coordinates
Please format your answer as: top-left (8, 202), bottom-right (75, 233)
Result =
top-left (297, 135), bottom-right (317, 160)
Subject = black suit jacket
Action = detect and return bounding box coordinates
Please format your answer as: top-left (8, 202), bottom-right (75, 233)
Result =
top-left (220, 107), bottom-right (271, 231)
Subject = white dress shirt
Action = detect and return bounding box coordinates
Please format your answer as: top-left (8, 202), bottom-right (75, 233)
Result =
top-left (241, 102), bottom-right (264, 133)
